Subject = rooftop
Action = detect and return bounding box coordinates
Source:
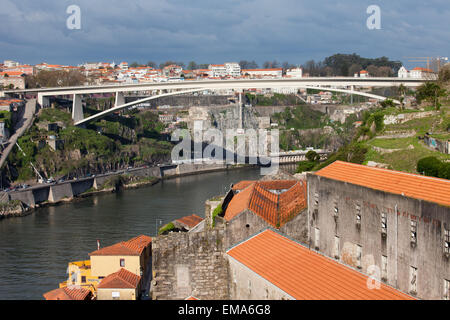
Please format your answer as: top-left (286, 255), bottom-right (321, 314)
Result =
top-left (43, 286), bottom-right (92, 300)
top-left (225, 180), bottom-right (307, 228)
top-left (89, 235), bottom-right (151, 256)
top-left (227, 229), bottom-right (414, 300)
top-left (176, 214), bottom-right (204, 229)
top-left (314, 161), bottom-right (450, 207)
top-left (97, 268), bottom-right (141, 289)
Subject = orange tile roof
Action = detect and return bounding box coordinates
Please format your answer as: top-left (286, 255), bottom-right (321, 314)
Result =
top-left (315, 161), bottom-right (450, 207)
top-left (227, 229), bottom-right (415, 300)
top-left (232, 180), bottom-right (297, 191)
top-left (43, 286), bottom-right (92, 300)
top-left (89, 235), bottom-right (151, 256)
top-left (176, 214), bottom-right (204, 228)
top-left (225, 180), bottom-right (307, 228)
top-left (97, 268), bottom-right (141, 289)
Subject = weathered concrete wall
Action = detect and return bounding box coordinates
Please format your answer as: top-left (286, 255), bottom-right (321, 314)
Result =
top-left (151, 228), bottom-right (229, 300)
top-left (32, 187), bottom-right (50, 204)
top-left (228, 256), bottom-right (293, 300)
top-left (9, 190), bottom-right (36, 207)
top-left (48, 183), bottom-right (73, 202)
top-left (307, 173), bottom-right (450, 300)
top-left (71, 179), bottom-right (94, 196)
top-left (224, 210), bottom-right (271, 249)
top-left (279, 208), bottom-right (308, 244)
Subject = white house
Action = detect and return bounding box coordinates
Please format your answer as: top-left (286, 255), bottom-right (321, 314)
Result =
top-left (398, 66), bottom-right (409, 78)
top-left (286, 67), bottom-right (303, 78)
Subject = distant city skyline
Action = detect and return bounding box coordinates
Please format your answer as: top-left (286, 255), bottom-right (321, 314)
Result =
top-left (0, 0), bottom-right (449, 69)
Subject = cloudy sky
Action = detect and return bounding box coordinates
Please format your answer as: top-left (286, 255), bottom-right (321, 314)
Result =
top-left (1, 0), bottom-right (449, 68)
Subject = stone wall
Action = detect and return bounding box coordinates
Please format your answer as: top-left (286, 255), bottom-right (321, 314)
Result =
top-left (151, 227), bottom-right (230, 300)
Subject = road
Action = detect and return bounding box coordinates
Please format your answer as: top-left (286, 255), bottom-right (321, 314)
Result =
top-left (0, 99), bottom-right (37, 169)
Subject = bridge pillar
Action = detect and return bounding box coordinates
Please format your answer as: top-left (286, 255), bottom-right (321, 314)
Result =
top-left (72, 94), bottom-right (84, 122)
top-left (115, 91), bottom-right (125, 107)
top-left (350, 85), bottom-right (354, 104)
top-left (37, 94), bottom-right (50, 108)
top-left (238, 90), bottom-right (243, 129)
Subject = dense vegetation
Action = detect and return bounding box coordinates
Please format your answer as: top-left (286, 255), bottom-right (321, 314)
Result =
top-left (6, 106), bottom-right (172, 183)
top-left (302, 53), bottom-right (402, 77)
top-left (417, 157), bottom-right (450, 179)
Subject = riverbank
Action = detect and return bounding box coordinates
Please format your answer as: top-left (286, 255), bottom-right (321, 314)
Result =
top-left (0, 163), bottom-right (256, 220)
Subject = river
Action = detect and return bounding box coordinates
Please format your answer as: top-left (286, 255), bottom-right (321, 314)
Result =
top-left (0, 167), bottom-right (269, 300)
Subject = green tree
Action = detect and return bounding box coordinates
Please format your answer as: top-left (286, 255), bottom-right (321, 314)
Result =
top-left (415, 82), bottom-right (447, 110)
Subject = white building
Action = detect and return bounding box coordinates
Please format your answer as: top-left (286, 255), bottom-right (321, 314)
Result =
top-left (225, 62), bottom-right (241, 78)
top-left (398, 66), bottom-right (409, 78)
top-left (410, 67), bottom-right (437, 80)
top-left (208, 64), bottom-right (227, 78)
top-left (242, 68), bottom-right (283, 79)
top-left (286, 67), bottom-right (303, 78)
top-left (3, 60), bottom-right (19, 68)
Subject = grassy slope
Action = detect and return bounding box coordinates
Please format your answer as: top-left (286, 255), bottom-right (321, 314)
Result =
top-left (363, 105), bottom-right (450, 173)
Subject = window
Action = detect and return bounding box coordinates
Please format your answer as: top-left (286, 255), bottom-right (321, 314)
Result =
top-left (356, 245), bottom-right (362, 268)
top-left (356, 204), bottom-right (361, 228)
top-left (334, 236), bottom-right (340, 259)
top-left (381, 212), bottom-right (387, 235)
top-left (381, 256), bottom-right (388, 281)
top-left (444, 229), bottom-right (450, 255)
top-left (410, 220), bottom-right (417, 244)
top-left (81, 276), bottom-right (86, 283)
top-left (120, 259), bottom-right (125, 267)
top-left (112, 291), bottom-right (120, 300)
top-left (409, 266), bottom-right (417, 294)
top-left (314, 228), bottom-right (320, 250)
top-left (444, 279), bottom-right (450, 300)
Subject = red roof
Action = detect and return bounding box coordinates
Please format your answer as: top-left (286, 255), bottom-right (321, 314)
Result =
top-left (89, 235), bottom-right (151, 256)
top-left (225, 180), bottom-right (307, 228)
top-left (227, 229), bottom-right (415, 300)
top-left (176, 214), bottom-right (204, 228)
top-left (315, 161), bottom-right (450, 207)
top-left (97, 268), bottom-right (141, 289)
top-left (43, 286), bottom-right (92, 300)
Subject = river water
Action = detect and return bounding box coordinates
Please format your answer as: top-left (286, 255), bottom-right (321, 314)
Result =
top-left (0, 167), bottom-right (265, 300)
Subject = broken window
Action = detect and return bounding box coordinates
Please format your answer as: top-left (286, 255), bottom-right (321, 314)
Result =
top-left (381, 255), bottom-right (388, 281)
top-left (444, 279), bottom-right (450, 300)
top-left (334, 236), bottom-right (340, 259)
top-left (410, 266), bottom-right (417, 294)
top-left (410, 220), bottom-right (417, 244)
top-left (356, 245), bottom-right (362, 268)
top-left (444, 229), bottom-right (450, 255)
top-left (381, 212), bottom-right (387, 235)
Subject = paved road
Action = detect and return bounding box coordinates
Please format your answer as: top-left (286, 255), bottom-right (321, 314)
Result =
top-left (0, 99), bottom-right (37, 168)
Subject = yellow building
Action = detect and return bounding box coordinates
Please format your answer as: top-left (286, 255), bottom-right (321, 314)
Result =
top-left (89, 235), bottom-right (152, 281)
top-left (58, 260), bottom-right (100, 295)
top-left (96, 268), bottom-right (141, 300)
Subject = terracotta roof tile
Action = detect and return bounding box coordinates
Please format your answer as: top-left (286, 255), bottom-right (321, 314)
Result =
top-left (97, 268), bottom-right (140, 289)
top-left (315, 161), bottom-right (450, 207)
top-left (43, 286), bottom-right (92, 300)
top-left (225, 180), bottom-right (307, 228)
top-left (227, 229), bottom-right (415, 300)
top-left (89, 235), bottom-right (151, 256)
top-left (176, 214), bottom-right (204, 228)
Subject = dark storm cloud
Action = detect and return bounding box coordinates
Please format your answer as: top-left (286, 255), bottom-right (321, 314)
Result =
top-left (0, 0), bottom-right (449, 66)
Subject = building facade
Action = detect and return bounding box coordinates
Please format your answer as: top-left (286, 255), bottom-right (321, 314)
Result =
top-left (307, 161), bottom-right (450, 300)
